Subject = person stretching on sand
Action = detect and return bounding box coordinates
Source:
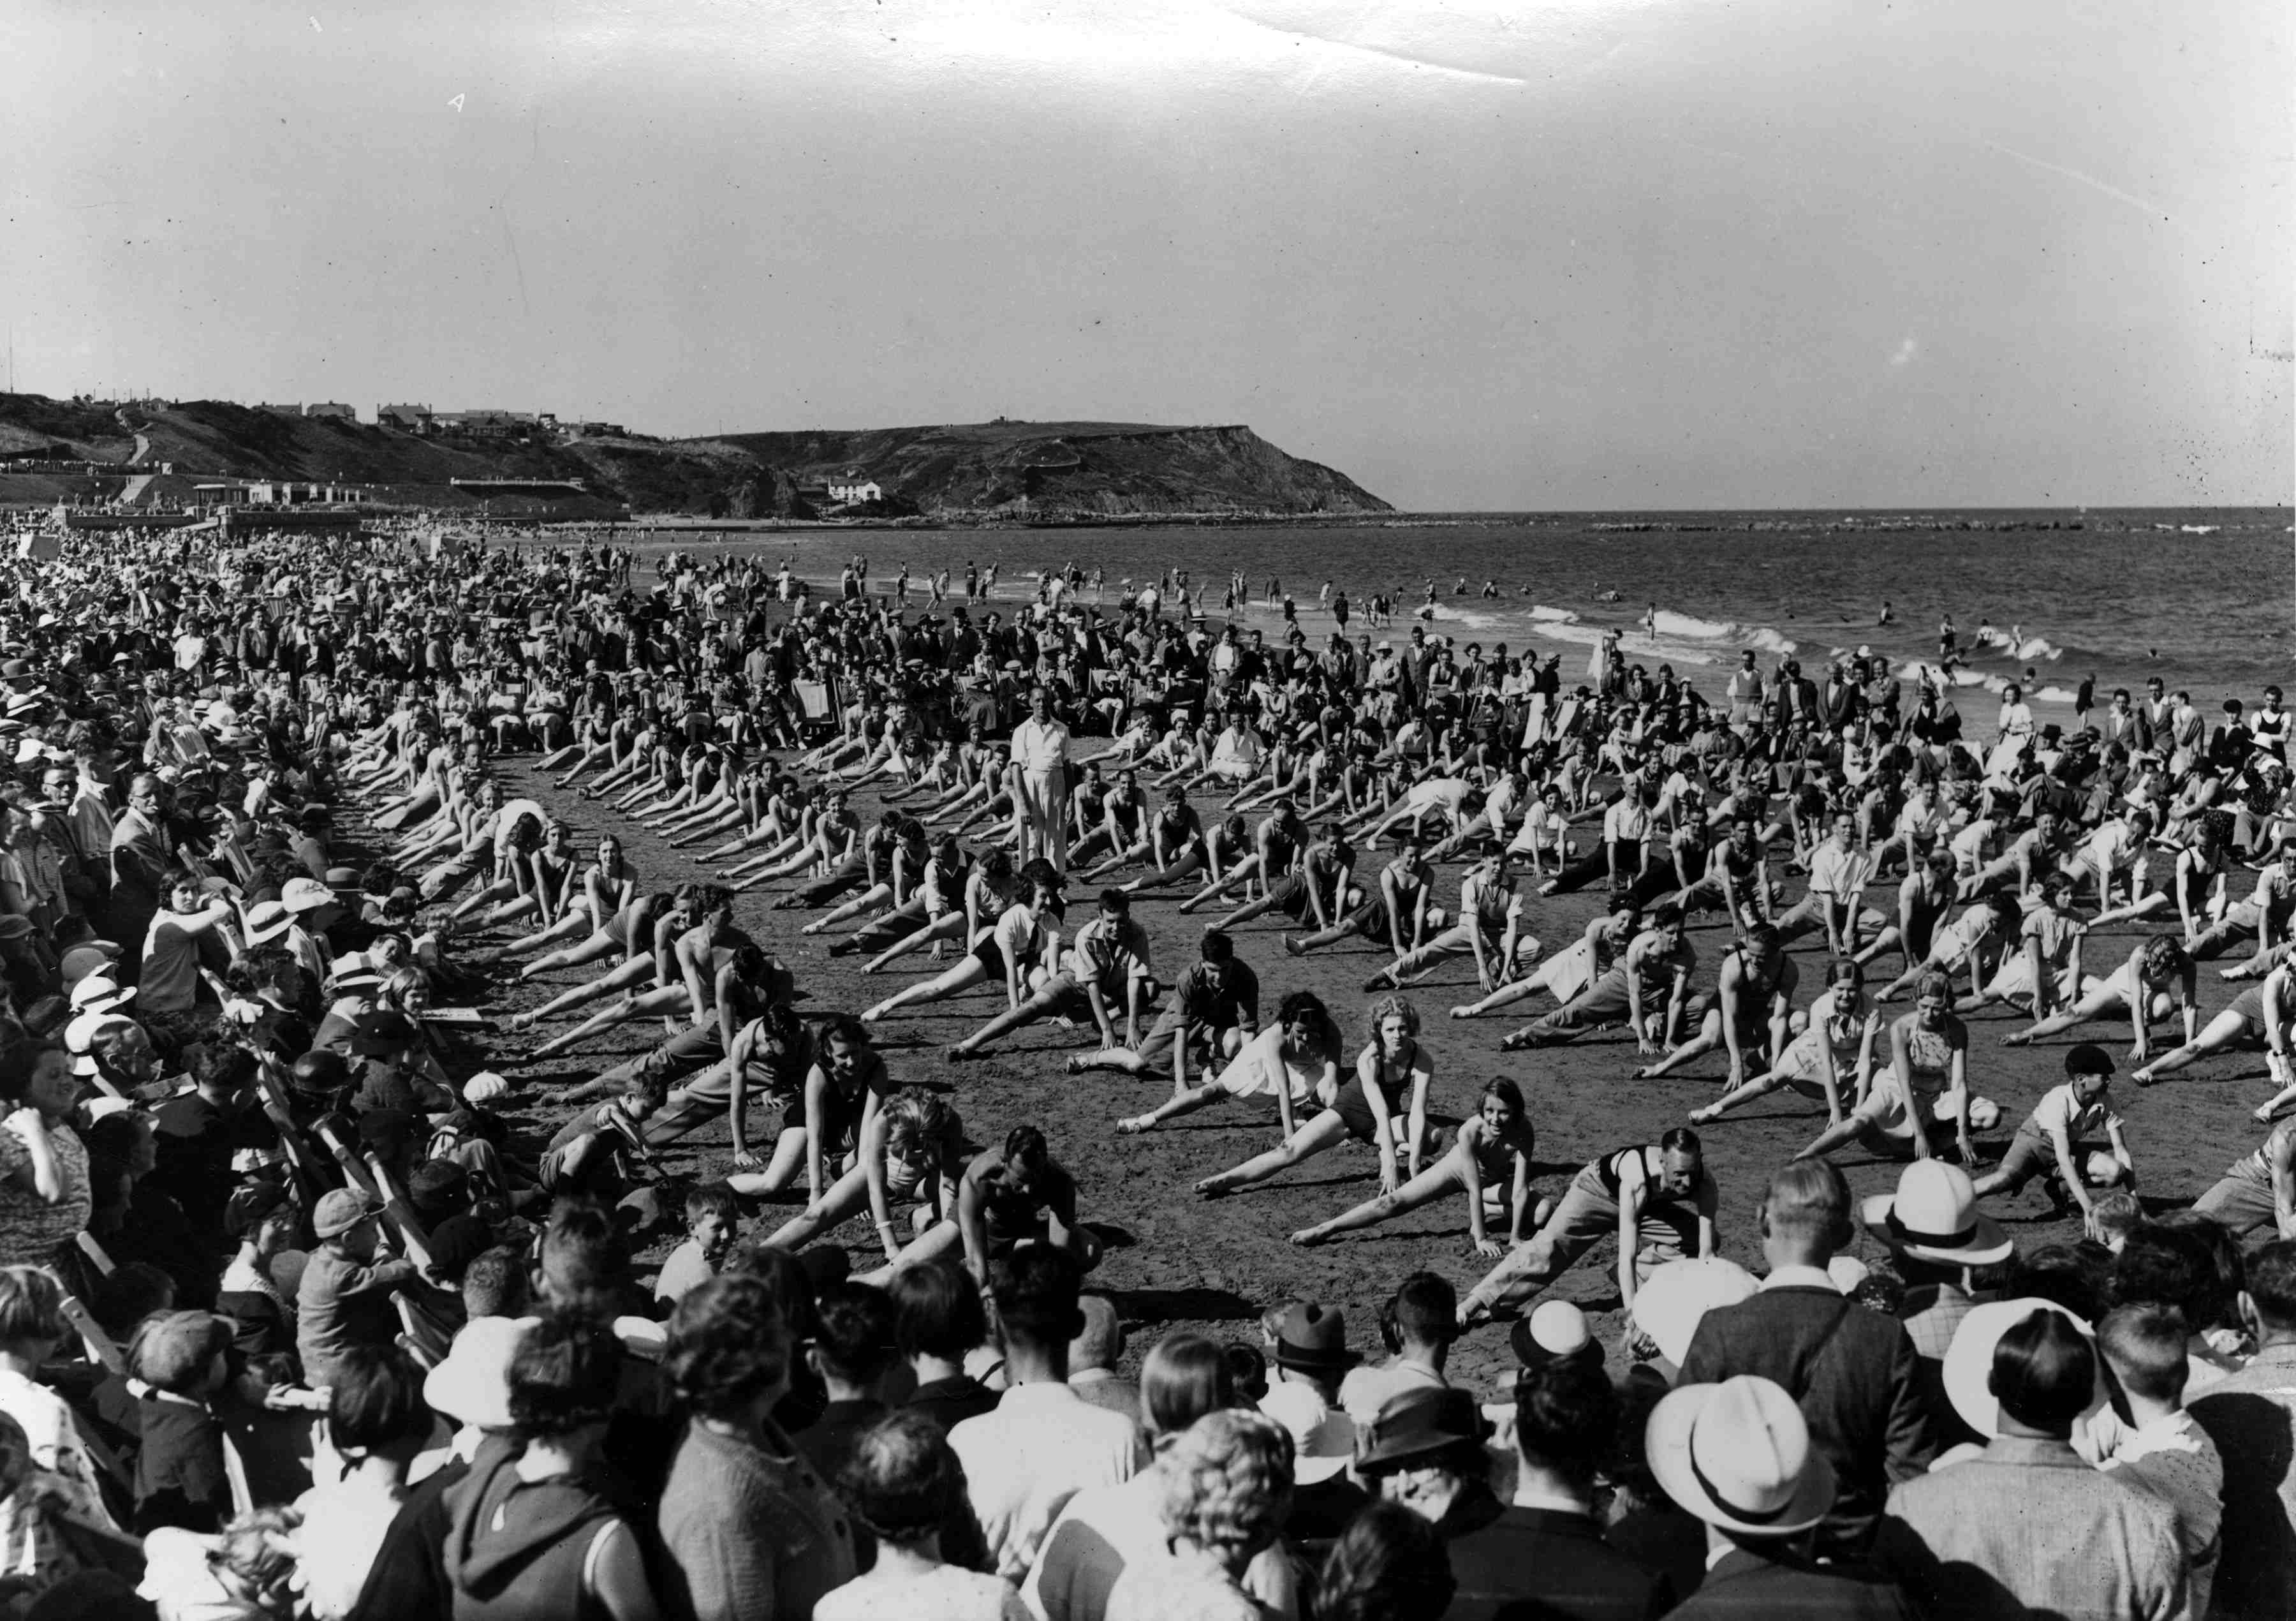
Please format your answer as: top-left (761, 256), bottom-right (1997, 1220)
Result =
top-left (1193, 995), bottom-right (1434, 1200)
top-left (1457, 1132), bottom-right (1718, 1328)
top-left (1291, 1075), bottom-right (1547, 1254)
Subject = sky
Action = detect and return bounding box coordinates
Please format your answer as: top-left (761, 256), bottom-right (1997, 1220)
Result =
top-left (3, 0), bottom-right (2288, 510)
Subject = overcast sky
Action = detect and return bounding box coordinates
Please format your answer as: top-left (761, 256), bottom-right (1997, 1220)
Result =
top-left (4, 0), bottom-right (2288, 510)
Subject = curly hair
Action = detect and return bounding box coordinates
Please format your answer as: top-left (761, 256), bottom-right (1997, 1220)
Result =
top-left (664, 1272), bottom-right (793, 1421)
top-left (1156, 1409), bottom-right (1293, 1561)
top-left (1364, 993), bottom-right (1421, 1046)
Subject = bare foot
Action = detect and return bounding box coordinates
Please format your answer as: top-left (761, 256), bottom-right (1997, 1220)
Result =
top-left (1289, 1229), bottom-right (1324, 1247)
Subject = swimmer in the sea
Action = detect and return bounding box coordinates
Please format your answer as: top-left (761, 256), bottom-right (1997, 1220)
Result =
top-left (1878, 600), bottom-right (1894, 626)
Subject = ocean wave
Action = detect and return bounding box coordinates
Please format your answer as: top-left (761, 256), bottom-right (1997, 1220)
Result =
top-left (1644, 610), bottom-right (1799, 658)
top-left (1530, 605), bottom-right (1580, 623)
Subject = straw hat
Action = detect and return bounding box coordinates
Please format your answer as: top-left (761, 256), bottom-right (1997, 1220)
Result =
top-left (240, 899), bottom-right (292, 947)
top-left (1858, 1160), bottom-right (2012, 1268)
top-left (1631, 1257), bottom-right (1758, 1368)
top-left (1943, 1298), bottom-right (2098, 1439)
top-left (1647, 1374), bottom-right (1837, 1537)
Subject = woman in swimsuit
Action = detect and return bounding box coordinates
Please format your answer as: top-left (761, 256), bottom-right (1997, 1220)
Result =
top-left (1194, 993), bottom-right (1434, 1199)
top-left (1999, 933), bottom-right (2197, 1063)
top-left (2131, 954), bottom-right (2296, 1097)
top-left (1115, 989), bottom-right (1341, 1138)
top-left (762, 1087), bottom-right (962, 1265)
top-left (858, 861), bottom-right (1063, 1023)
top-left (1797, 970), bottom-right (1976, 1164)
top-left (1290, 1075), bottom-right (1546, 1254)
top-left (1691, 956), bottom-right (1881, 1128)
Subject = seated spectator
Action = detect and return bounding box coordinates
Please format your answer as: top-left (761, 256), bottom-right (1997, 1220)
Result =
top-left (1337, 1273), bottom-right (1453, 1433)
top-left (296, 1190), bottom-right (423, 1392)
top-left (652, 1182), bottom-right (739, 1306)
top-left (894, 1260), bottom-right (999, 1432)
top-left (819, 1411), bottom-right (1026, 1621)
top-left (2188, 1238), bottom-right (2296, 1621)
top-left (1308, 1500), bottom-right (1456, 1621)
top-left (441, 1310), bottom-right (660, 1621)
top-left (1025, 1331), bottom-right (1295, 1621)
top-left (949, 1247), bottom-right (1144, 1580)
top-left (1444, 1355), bottom-right (1671, 1620)
top-left (658, 1271), bottom-right (857, 1621)
top-left (292, 1345), bottom-right (430, 1620)
top-left (1351, 1386), bottom-right (1501, 1541)
top-left (2093, 1303), bottom-right (2222, 1617)
top-left (1649, 1373), bottom-right (1914, 1618)
top-left (128, 1309), bottom-right (235, 1534)
top-left (1068, 1294), bottom-right (1140, 1424)
top-left (1102, 1410), bottom-right (1292, 1621)
top-left (1878, 1308), bottom-right (2188, 1618)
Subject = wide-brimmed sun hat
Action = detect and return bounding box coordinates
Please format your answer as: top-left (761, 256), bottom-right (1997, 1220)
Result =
top-left (1648, 1374), bottom-right (1837, 1537)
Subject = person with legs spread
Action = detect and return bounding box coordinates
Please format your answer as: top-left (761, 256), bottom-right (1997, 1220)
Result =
top-left (1500, 905), bottom-right (1691, 1051)
top-left (738, 1013), bottom-right (895, 1204)
top-left (1970, 1044), bottom-right (2134, 1227)
top-left (2192, 1116), bottom-right (2296, 1243)
top-left (2193, 838), bottom-right (2296, 977)
top-left (2133, 952), bottom-right (2296, 1095)
top-left (1283, 832), bottom-right (1436, 965)
top-left (1635, 922), bottom-right (1799, 1087)
top-left (946, 887), bottom-right (1155, 1062)
top-left (1774, 813), bottom-right (1886, 959)
top-left (1999, 933), bottom-right (2197, 1062)
top-left (1070, 925), bottom-right (1258, 1090)
top-left (1459, 1130), bottom-right (1718, 1328)
top-left (873, 1125), bottom-right (1101, 1285)
top-left (1201, 815), bottom-right (1350, 934)
top-left (1291, 1075), bottom-right (1547, 1253)
top-left (763, 1090), bottom-right (964, 1268)
top-left (1115, 987), bottom-right (1336, 1139)
top-left (860, 861), bottom-right (1063, 1024)
top-left (1194, 993), bottom-right (1434, 1199)
top-left (1797, 971), bottom-right (1978, 1167)
top-left (1364, 852), bottom-right (1531, 996)
top-left (1954, 871), bottom-right (2086, 1020)
top-left (1693, 956), bottom-right (1881, 1128)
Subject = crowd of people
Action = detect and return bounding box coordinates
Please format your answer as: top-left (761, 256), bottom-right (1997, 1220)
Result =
top-left (0, 515), bottom-right (2285, 1617)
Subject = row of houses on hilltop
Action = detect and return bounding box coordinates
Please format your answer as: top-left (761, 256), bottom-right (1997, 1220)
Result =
top-left (253, 403), bottom-right (628, 439)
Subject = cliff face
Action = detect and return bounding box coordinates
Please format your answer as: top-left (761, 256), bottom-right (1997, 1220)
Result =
top-left (0, 396), bottom-right (1391, 519)
top-left (702, 421), bottom-right (1391, 516)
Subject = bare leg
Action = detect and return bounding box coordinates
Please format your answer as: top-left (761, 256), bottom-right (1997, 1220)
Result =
top-left (1195, 1111), bottom-right (1351, 1196)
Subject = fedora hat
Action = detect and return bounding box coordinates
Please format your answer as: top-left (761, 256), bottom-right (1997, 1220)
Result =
top-left (1943, 1298), bottom-right (2099, 1439)
top-left (1354, 1386), bottom-right (1486, 1474)
top-left (1272, 1301), bottom-right (1358, 1373)
top-left (1648, 1374), bottom-right (1837, 1537)
top-left (280, 876), bottom-right (337, 914)
top-left (1858, 1160), bottom-right (2012, 1268)
top-left (1631, 1257), bottom-right (1758, 1370)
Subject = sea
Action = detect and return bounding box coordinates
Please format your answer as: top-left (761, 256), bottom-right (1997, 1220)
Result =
top-left (615, 507), bottom-right (2293, 725)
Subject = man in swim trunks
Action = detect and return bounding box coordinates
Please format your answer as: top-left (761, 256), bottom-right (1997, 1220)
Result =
top-left (1458, 1129), bottom-right (1718, 1326)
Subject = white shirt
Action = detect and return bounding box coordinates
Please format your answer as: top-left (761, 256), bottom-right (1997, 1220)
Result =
top-left (1337, 1357), bottom-right (1446, 1433)
top-left (949, 1382), bottom-right (1144, 1581)
top-left (1012, 717), bottom-right (1072, 774)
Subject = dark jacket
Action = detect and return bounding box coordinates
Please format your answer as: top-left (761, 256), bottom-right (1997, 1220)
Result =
top-left (443, 1435), bottom-right (622, 1621)
top-left (1442, 1504), bottom-right (1670, 1621)
top-left (1663, 1544), bottom-right (1917, 1620)
top-left (348, 1457), bottom-right (469, 1621)
top-left (1676, 1282), bottom-right (1934, 1558)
